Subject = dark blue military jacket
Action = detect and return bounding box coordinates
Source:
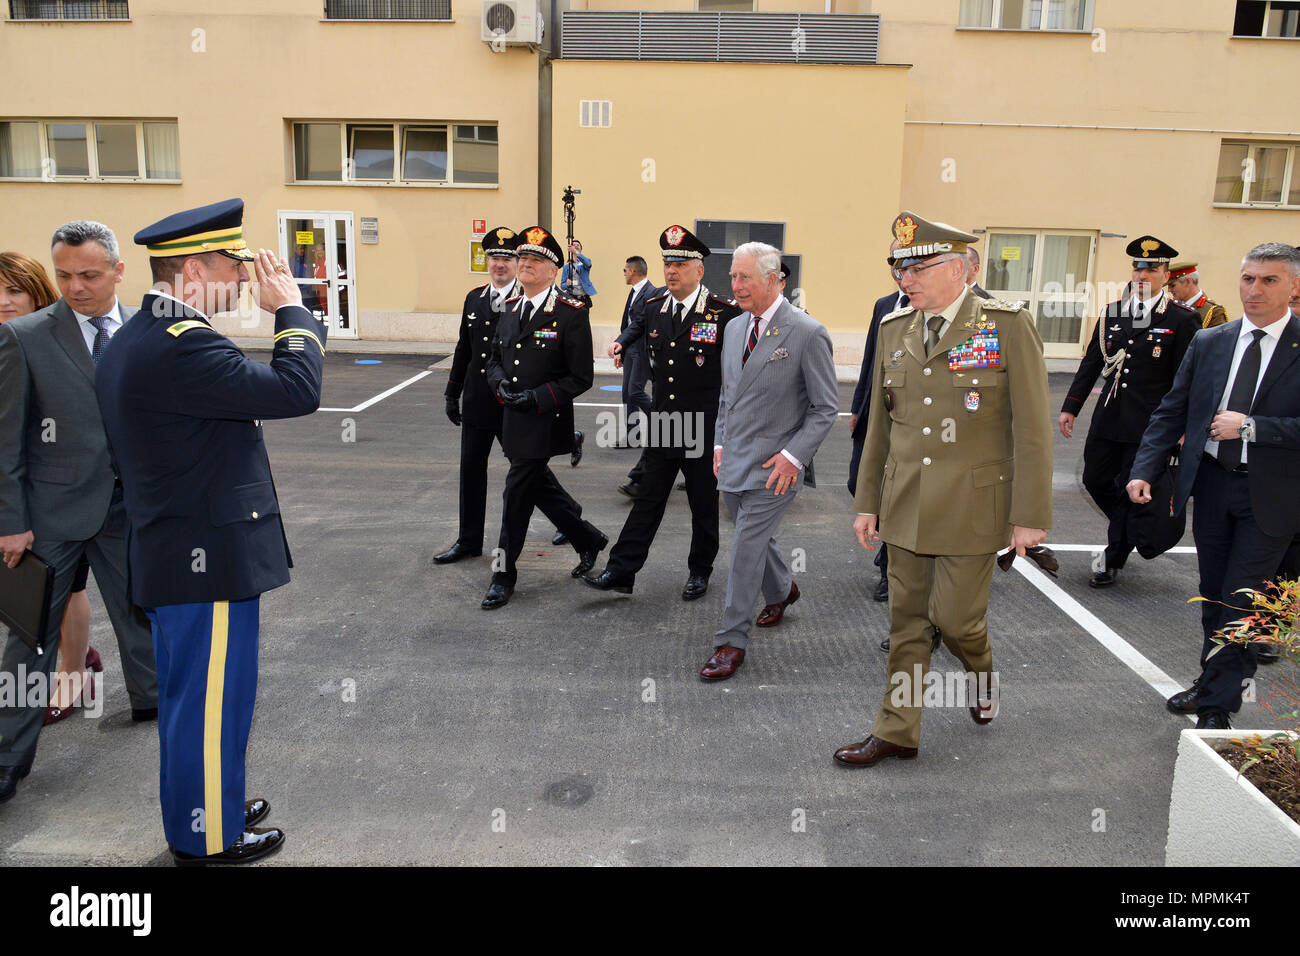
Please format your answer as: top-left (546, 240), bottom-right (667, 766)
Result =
top-left (486, 287), bottom-right (592, 461)
top-left (95, 292), bottom-right (326, 607)
top-left (445, 279), bottom-right (521, 429)
top-left (642, 285), bottom-right (740, 457)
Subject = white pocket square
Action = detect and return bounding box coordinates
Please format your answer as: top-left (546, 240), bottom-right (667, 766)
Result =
top-left (768, 347), bottom-right (789, 361)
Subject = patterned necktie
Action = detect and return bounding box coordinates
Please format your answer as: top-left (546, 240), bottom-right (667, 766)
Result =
top-left (742, 314), bottom-right (762, 365)
top-left (1218, 329), bottom-right (1267, 469)
top-left (924, 313), bottom-right (944, 357)
top-left (89, 315), bottom-right (113, 364)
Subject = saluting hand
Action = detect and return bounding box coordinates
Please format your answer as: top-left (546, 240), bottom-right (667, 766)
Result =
top-left (251, 249), bottom-right (303, 313)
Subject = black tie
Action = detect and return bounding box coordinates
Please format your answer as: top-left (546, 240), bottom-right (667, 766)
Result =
top-left (673, 302), bottom-right (684, 337)
top-left (89, 315), bottom-right (113, 364)
top-left (1218, 329), bottom-right (1267, 469)
top-left (898, 294), bottom-right (909, 310)
top-left (521, 301), bottom-right (534, 329)
top-left (623, 288), bottom-right (635, 327)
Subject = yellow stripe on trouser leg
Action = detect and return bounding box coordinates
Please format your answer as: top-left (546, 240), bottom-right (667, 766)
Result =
top-left (203, 601), bottom-right (230, 855)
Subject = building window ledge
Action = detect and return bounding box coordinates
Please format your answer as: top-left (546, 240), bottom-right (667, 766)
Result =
top-left (318, 18), bottom-right (453, 23)
top-left (1213, 201), bottom-right (1300, 210)
top-left (288, 180), bottom-right (496, 189)
top-left (1229, 34), bottom-right (1300, 40)
top-left (3, 18), bottom-right (131, 22)
top-left (0, 176), bottom-right (179, 183)
top-left (955, 26), bottom-right (1092, 35)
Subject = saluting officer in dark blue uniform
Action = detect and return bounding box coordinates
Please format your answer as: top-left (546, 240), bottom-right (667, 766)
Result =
top-left (585, 225), bottom-right (741, 601)
top-left (95, 199), bottom-right (326, 866)
top-left (481, 225), bottom-right (607, 610)
top-left (436, 227), bottom-right (566, 563)
top-left (1059, 235), bottom-right (1200, 587)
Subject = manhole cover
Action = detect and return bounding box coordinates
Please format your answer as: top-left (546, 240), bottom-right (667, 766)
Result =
top-left (544, 776), bottom-right (594, 808)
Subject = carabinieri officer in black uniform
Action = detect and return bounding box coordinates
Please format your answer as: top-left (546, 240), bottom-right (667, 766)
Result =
top-left (436, 227), bottom-right (565, 564)
top-left (480, 225), bottom-right (607, 609)
top-left (584, 225), bottom-right (741, 600)
top-left (1059, 235), bottom-right (1200, 587)
top-left (95, 199), bottom-right (325, 866)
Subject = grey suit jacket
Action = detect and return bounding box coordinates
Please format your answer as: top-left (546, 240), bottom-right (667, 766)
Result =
top-left (714, 297), bottom-right (839, 493)
top-left (0, 299), bottom-right (131, 541)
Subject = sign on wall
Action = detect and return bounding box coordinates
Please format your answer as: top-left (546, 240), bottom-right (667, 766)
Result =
top-left (470, 239), bottom-right (487, 273)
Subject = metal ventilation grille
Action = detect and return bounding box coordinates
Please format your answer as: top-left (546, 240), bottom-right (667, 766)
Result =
top-left (484, 1), bottom-right (515, 34)
top-left (560, 12), bottom-right (880, 64)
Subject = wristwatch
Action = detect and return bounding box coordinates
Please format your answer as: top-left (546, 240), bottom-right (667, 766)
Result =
top-left (1241, 417), bottom-right (1256, 443)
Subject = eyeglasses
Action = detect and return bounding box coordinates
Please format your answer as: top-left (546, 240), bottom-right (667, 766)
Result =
top-left (891, 256), bottom-right (958, 282)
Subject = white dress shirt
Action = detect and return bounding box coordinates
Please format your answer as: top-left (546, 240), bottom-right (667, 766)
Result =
top-left (669, 286), bottom-right (701, 318)
top-left (1203, 312), bottom-right (1289, 464)
top-left (1126, 289), bottom-right (1163, 318)
top-left (72, 298), bottom-right (125, 355)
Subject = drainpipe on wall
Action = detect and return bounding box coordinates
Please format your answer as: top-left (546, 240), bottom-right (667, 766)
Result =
top-left (537, 0), bottom-right (559, 227)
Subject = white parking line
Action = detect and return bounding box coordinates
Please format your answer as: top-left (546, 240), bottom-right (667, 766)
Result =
top-left (1012, 557), bottom-right (1196, 722)
top-left (318, 370), bottom-right (433, 413)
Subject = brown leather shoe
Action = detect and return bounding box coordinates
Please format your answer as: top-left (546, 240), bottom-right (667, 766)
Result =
top-left (700, 644), bottom-right (745, 681)
top-left (833, 735), bottom-right (918, 767)
top-left (756, 581), bottom-right (800, 627)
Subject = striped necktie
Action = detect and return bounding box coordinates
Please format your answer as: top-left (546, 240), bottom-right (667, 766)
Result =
top-left (741, 314), bottom-right (762, 365)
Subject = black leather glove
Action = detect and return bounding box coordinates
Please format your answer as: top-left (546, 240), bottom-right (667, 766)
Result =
top-left (445, 396), bottom-right (462, 426)
top-left (504, 387), bottom-right (538, 411)
top-left (497, 383), bottom-right (517, 404)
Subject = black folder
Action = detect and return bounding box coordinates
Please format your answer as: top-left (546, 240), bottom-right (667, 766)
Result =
top-left (0, 550), bottom-right (54, 653)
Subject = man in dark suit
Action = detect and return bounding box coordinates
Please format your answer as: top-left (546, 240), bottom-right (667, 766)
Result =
top-left (965, 247), bottom-right (993, 300)
top-left (0, 221), bottom-right (158, 805)
top-left (1129, 242), bottom-right (1300, 729)
top-left (849, 239), bottom-right (907, 604)
top-left (585, 225), bottom-right (741, 601)
top-left (607, 255), bottom-right (662, 496)
top-left (437, 227), bottom-right (562, 564)
top-left (1061, 236), bottom-right (1201, 588)
top-left (97, 198), bottom-right (325, 864)
top-left (481, 225), bottom-right (607, 610)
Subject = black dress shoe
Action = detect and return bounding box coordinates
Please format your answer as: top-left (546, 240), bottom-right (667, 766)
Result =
top-left (582, 570), bottom-right (634, 594)
top-left (873, 576), bottom-right (889, 602)
top-left (481, 583), bottom-right (513, 609)
top-left (132, 707), bottom-right (158, 723)
top-left (434, 542), bottom-right (482, 564)
top-left (552, 532), bottom-right (568, 546)
top-left (570, 430), bottom-right (584, 467)
top-left (572, 532), bottom-right (608, 578)
top-left (172, 827), bottom-right (285, 867)
top-left (1088, 567), bottom-right (1120, 588)
top-left (682, 574), bottom-right (709, 601)
top-left (675, 480), bottom-right (687, 491)
top-left (880, 628), bottom-right (942, 654)
top-left (0, 763), bottom-right (32, 804)
top-left (1166, 678), bottom-right (1203, 715)
top-left (618, 480), bottom-right (641, 498)
top-left (245, 798), bottom-right (270, 828)
top-left (1196, 710), bottom-right (1232, 730)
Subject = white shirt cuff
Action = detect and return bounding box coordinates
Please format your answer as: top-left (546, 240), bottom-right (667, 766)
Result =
top-left (780, 449), bottom-right (802, 469)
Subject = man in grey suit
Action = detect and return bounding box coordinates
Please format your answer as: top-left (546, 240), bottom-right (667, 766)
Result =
top-left (700, 242), bottom-right (839, 681)
top-left (0, 221), bottom-right (158, 804)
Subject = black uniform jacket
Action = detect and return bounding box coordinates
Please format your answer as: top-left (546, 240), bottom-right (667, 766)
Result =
top-left (1062, 290), bottom-right (1200, 443)
top-left (486, 287), bottom-right (593, 461)
top-left (446, 279), bottom-right (522, 429)
top-left (95, 293), bottom-right (325, 607)
top-left (642, 285), bottom-right (741, 457)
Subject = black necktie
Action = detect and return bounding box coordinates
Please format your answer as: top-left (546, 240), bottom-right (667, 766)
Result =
top-left (673, 302), bottom-right (684, 336)
top-left (521, 301), bottom-right (534, 329)
top-left (1218, 329), bottom-right (1267, 468)
top-left (898, 294), bottom-right (909, 310)
top-left (89, 315), bottom-right (113, 364)
top-left (623, 288), bottom-right (635, 327)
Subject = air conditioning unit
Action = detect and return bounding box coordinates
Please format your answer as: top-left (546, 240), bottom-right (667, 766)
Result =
top-left (482, 0), bottom-right (541, 45)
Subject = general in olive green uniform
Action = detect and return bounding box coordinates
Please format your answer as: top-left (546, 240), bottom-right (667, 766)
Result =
top-left (1168, 261), bottom-right (1229, 329)
top-left (847, 213), bottom-right (1054, 756)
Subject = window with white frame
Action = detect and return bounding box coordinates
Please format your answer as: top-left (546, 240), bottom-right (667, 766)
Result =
top-left (0, 119), bottom-right (179, 181)
top-left (290, 121), bottom-right (497, 186)
top-left (578, 101), bottom-right (612, 129)
top-left (1215, 142), bottom-right (1300, 207)
top-left (1233, 1), bottom-right (1300, 37)
top-left (959, 0), bottom-right (1093, 31)
top-left (982, 230), bottom-right (1096, 347)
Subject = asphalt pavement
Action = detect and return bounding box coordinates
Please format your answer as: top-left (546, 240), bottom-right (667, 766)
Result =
top-left (0, 353), bottom-right (1282, 866)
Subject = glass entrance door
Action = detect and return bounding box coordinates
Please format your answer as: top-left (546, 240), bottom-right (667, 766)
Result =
top-left (277, 210), bottom-right (357, 339)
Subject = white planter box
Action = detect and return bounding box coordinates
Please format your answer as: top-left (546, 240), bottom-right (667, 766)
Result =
top-left (1166, 729), bottom-right (1300, 866)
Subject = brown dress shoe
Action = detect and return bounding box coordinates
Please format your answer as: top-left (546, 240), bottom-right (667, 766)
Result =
top-left (970, 697), bottom-right (997, 724)
top-left (833, 735), bottom-right (918, 767)
top-left (756, 580), bottom-right (800, 627)
top-left (700, 644), bottom-right (745, 681)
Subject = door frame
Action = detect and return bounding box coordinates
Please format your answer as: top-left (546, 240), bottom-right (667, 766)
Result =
top-left (276, 209), bottom-right (358, 339)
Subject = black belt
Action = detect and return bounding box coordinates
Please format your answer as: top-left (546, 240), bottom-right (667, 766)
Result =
top-left (1202, 452), bottom-right (1247, 474)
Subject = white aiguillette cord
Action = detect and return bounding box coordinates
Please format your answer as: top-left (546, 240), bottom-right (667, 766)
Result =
top-left (1097, 312), bottom-right (1127, 406)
